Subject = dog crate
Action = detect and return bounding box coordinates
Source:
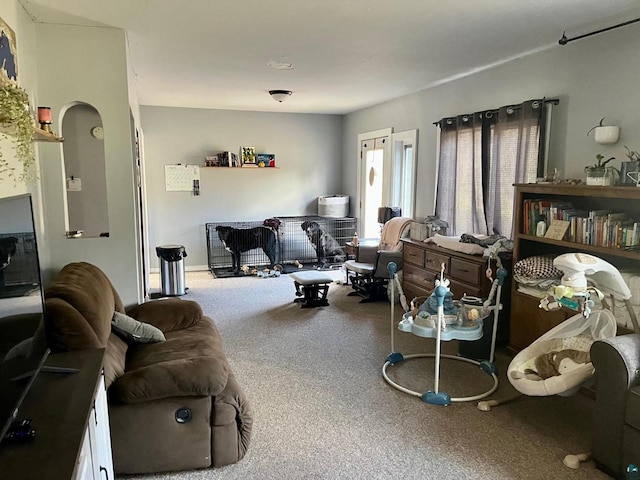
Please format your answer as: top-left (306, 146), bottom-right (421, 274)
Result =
top-left (0, 232), bottom-right (40, 298)
top-left (205, 216), bottom-right (357, 277)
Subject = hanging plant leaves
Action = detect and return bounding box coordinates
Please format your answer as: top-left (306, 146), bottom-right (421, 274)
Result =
top-left (0, 68), bottom-right (36, 183)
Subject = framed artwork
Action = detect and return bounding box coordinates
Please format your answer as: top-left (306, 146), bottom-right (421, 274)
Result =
top-left (256, 153), bottom-right (276, 167)
top-left (0, 16), bottom-right (17, 80)
top-left (240, 146), bottom-right (256, 166)
top-left (205, 155), bottom-right (220, 167)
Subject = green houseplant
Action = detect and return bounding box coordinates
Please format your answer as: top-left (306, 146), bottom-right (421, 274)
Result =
top-left (625, 146), bottom-right (640, 163)
top-left (621, 146), bottom-right (640, 186)
top-left (0, 68), bottom-right (36, 182)
top-left (585, 154), bottom-right (615, 185)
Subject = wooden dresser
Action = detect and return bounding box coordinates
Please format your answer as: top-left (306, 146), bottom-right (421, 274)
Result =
top-left (401, 239), bottom-right (511, 342)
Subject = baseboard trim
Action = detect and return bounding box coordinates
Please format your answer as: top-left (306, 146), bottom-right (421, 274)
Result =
top-left (149, 265), bottom-right (209, 274)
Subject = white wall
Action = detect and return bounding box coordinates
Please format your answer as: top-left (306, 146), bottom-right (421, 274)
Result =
top-left (35, 24), bottom-right (141, 305)
top-left (0, 1), bottom-right (48, 265)
top-left (62, 104), bottom-right (109, 237)
top-left (141, 106), bottom-right (343, 269)
top-left (343, 27), bottom-right (640, 222)
top-left (0, 2), bottom-right (38, 197)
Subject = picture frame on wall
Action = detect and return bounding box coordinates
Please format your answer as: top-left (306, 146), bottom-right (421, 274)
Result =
top-left (240, 146), bottom-right (256, 166)
top-left (205, 155), bottom-right (220, 167)
top-left (0, 16), bottom-right (18, 80)
top-left (256, 153), bottom-right (276, 167)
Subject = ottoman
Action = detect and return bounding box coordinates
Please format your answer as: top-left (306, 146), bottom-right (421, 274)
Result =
top-left (289, 271), bottom-right (333, 308)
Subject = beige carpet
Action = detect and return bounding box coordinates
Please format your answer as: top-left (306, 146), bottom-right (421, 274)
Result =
top-left (121, 270), bottom-right (610, 480)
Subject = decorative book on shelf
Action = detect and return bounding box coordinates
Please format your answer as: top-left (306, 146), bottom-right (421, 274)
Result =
top-left (544, 220), bottom-right (570, 240)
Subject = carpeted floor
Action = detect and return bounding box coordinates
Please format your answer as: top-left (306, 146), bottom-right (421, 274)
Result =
top-left (120, 270), bottom-right (611, 480)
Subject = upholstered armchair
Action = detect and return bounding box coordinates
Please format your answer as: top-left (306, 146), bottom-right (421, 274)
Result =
top-left (344, 217), bottom-right (413, 302)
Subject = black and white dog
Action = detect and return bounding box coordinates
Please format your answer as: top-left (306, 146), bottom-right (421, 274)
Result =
top-left (300, 221), bottom-right (346, 265)
top-left (216, 225), bottom-right (277, 273)
top-left (0, 236), bottom-right (18, 271)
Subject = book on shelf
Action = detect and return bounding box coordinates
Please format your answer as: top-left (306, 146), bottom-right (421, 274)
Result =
top-left (563, 209), bottom-right (588, 243)
top-left (526, 199), bottom-right (550, 235)
top-left (589, 210), bottom-right (611, 246)
top-left (520, 196), bottom-right (640, 251)
top-left (544, 220), bottom-right (570, 240)
top-left (549, 201), bottom-right (573, 221)
top-left (605, 212), bottom-right (629, 247)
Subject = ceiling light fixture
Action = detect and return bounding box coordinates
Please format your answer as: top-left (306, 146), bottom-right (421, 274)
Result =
top-left (269, 90), bottom-right (292, 102)
top-left (267, 60), bottom-right (294, 70)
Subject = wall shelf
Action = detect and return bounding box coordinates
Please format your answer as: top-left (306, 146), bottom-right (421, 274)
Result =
top-left (0, 124), bottom-right (64, 142)
top-left (33, 127), bottom-right (64, 142)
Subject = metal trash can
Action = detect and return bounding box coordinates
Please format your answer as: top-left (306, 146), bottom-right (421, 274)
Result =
top-left (156, 245), bottom-right (187, 296)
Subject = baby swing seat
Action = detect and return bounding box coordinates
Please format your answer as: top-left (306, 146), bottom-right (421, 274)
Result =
top-left (508, 309), bottom-right (617, 397)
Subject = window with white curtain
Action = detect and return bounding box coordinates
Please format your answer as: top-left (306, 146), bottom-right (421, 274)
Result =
top-left (435, 99), bottom-right (555, 239)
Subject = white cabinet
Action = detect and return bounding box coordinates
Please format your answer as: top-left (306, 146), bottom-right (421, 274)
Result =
top-left (76, 431), bottom-right (94, 480)
top-left (78, 373), bottom-right (114, 480)
top-left (92, 373), bottom-right (114, 479)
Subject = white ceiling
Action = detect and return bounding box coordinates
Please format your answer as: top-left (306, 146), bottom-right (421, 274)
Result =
top-left (20, 0), bottom-right (640, 114)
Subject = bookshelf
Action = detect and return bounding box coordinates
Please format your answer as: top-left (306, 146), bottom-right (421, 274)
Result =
top-left (509, 183), bottom-right (640, 352)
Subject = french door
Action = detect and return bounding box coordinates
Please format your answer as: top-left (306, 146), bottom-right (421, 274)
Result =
top-left (358, 129), bottom-right (391, 239)
top-left (357, 128), bottom-right (418, 239)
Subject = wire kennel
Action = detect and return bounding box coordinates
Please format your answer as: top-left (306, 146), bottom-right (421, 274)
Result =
top-left (205, 216), bottom-right (357, 277)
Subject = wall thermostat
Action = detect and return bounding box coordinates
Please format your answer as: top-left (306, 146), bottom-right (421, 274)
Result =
top-left (90, 126), bottom-right (104, 140)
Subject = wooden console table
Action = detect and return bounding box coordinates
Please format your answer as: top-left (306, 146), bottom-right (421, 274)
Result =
top-left (0, 349), bottom-right (113, 480)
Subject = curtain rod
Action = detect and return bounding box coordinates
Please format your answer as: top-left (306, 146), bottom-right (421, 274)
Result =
top-left (559, 17), bottom-right (640, 45)
top-left (432, 98), bottom-right (559, 126)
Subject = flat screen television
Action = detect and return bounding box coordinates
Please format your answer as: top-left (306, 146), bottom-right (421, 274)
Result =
top-left (0, 193), bottom-right (45, 318)
top-left (0, 193), bottom-right (49, 445)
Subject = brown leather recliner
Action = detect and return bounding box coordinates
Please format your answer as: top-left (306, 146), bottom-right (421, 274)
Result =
top-left (43, 262), bottom-right (252, 474)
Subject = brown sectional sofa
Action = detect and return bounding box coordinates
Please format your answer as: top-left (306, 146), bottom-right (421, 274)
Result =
top-left (42, 262), bottom-right (252, 474)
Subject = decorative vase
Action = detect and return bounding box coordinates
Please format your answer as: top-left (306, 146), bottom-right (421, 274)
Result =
top-left (585, 166), bottom-right (605, 185)
top-left (585, 166), bottom-right (616, 186)
top-left (594, 126), bottom-right (620, 144)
